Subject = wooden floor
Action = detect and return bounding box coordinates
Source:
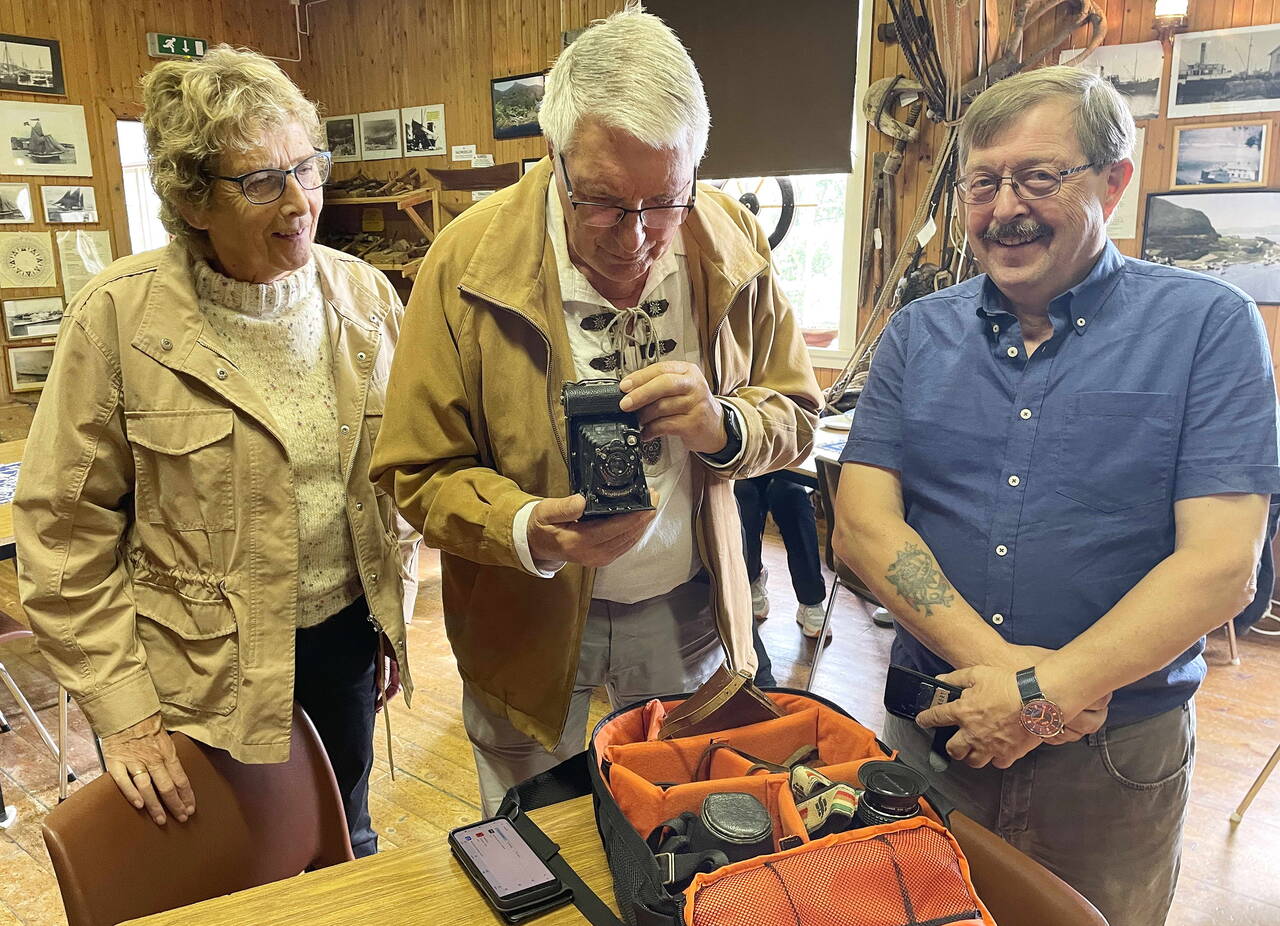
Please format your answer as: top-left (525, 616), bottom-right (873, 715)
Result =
top-left (2, 534), bottom-right (1280, 925)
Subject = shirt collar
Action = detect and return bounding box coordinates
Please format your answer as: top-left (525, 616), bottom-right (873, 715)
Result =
top-left (977, 239), bottom-right (1125, 337)
top-left (545, 181), bottom-right (684, 309)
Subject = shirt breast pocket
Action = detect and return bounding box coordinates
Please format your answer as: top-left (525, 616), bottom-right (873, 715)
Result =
top-left (1056, 392), bottom-right (1175, 514)
top-left (126, 409), bottom-right (235, 532)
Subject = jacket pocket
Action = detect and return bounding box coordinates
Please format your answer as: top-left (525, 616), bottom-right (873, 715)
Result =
top-left (134, 581), bottom-right (239, 715)
top-left (1055, 392), bottom-right (1175, 514)
top-left (126, 409), bottom-right (235, 531)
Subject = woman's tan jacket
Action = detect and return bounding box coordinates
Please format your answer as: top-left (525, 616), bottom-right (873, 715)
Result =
top-left (14, 243), bottom-right (415, 763)
top-left (370, 159), bottom-right (821, 751)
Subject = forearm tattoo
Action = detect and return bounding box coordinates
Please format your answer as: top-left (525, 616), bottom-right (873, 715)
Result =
top-left (885, 542), bottom-right (955, 616)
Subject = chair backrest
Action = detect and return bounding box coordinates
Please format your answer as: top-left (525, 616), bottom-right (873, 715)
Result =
top-left (814, 456), bottom-right (882, 605)
top-left (949, 811), bottom-right (1108, 926)
top-left (42, 704), bottom-right (353, 926)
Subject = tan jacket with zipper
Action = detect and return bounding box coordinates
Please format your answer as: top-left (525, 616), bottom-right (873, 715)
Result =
top-left (14, 242), bottom-right (415, 764)
top-left (370, 159), bottom-right (820, 750)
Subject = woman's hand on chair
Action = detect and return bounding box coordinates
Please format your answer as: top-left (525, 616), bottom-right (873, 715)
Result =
top-left (101, 712), bottom-right (195, 826)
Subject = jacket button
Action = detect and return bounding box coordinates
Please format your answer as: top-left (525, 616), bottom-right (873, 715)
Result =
top-left (370, 573), bottom-right (378, 582)
top-left (357, 351), bottom-right (367, 361)
top-left (160, 338), bottom-right (173, 350)
top-left (355, 501), bottom-right (364, 511)
top-left (340, 424), bottom-right (350, 434)
top-left (216, 368), bottom-right (228, 380)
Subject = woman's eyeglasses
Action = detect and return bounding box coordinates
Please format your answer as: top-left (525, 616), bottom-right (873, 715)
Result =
top-left (216, 151), bottom-right (333, 205)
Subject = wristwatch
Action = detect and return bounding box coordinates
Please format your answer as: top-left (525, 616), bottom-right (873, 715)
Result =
top-left (703, 403), bottom-right (743, 466)
top-left (1015, 667), bottom-right (1065, 738)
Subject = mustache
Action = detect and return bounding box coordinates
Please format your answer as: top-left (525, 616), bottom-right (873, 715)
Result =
top-left (982, 220), bottom-right (1051, 243)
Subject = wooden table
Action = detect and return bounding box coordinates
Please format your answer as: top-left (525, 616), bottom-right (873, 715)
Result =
top-left (121, 795), bottom-right (618, 925)
top-left (0, 438), bottom-right (25, 555)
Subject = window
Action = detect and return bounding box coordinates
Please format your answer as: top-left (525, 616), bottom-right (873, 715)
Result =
top-left (116, 120), bottom-right (168, 254)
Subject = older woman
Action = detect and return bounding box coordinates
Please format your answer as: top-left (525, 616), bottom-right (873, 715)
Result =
top-left (14, 46), bottom-right (415, 857)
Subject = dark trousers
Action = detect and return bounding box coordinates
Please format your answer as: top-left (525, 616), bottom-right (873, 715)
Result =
top-left (294, 596), bottom-right (380, 857)
top-left (735, 473), bottom-right (826, 606)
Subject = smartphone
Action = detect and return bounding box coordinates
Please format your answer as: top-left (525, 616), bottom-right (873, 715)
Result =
top-left (884, 664), bottom-right (963, 765)
top-left (448, 816), bottom-right (571, 923)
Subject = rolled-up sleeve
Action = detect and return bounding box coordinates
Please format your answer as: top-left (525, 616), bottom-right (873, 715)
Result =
top-left (1174, 296), bottom-right (1280, 500)
top-left (839, 311), bottom-right (908, 471)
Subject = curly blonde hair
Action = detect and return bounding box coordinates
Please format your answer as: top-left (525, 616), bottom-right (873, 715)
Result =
top-left (140, 45), bottom-right (323, 245)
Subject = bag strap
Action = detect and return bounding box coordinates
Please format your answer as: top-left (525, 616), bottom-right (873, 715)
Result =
top-left (498, 752), bottom-right (625, 926)
top-left (693, 741), bottom-right (823, 781)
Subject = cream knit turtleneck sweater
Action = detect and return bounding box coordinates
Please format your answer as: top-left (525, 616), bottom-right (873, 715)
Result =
top-left (194, 259), bottom-right (360, 628)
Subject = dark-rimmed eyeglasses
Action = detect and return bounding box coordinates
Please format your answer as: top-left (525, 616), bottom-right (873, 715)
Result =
top-left (559, 154), bottom-right (695, 229)
top-left (215, 151), bottom-right (332, 205)
top-left (954, 162), bottom-right (1099, 205)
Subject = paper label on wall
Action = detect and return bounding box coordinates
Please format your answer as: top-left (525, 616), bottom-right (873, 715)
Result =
top-left (56, 230), bottom-right (113, 302)
top-left (873, 227), bottom-right (883, 250)
top-left (470, 155), bottom-right (495, 168)
top-left (0, 232), bottom-right (56, 288)
top-left (915, 217), bottom-right (938, 248)
top-left (361, 207), bottom-right (385, 233)
top-left (451, 145), bottom-right (476, 161)
top-left (1107, 126), bottom-right (1144, 241)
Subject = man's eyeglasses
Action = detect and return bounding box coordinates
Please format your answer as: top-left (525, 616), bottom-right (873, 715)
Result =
top-left (216, 151), bottom-right (332, 205)
top-left (559, 154), bottom-right (695, 229)
top-left (954, 162), bottom-right (1099, 205)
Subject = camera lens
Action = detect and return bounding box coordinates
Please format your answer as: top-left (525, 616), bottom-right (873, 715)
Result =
top-left (852, 761), bottom-right (926, 829)
top-left (604, 448), bottom-right (633, 478)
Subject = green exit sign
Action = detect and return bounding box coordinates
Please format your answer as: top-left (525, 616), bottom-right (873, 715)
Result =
top-left (147, 33), bottom-right (207, 59)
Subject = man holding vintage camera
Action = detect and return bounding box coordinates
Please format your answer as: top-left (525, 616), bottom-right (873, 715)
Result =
top-left (371, 6), bottom-right (820, 814)
top-left (833, 66), bottom-right (1280, 926)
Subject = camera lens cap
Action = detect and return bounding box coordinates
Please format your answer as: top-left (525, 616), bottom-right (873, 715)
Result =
top-left (858, 760), bottom-right (927, 815)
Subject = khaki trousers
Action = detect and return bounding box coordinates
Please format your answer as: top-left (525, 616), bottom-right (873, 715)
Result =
top-left (463, 576), bottom-right (723, 816)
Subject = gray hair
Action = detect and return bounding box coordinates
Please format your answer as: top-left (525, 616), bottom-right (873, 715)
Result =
top-left (960, 65), bottom-right (1135, 167)
top-left (140, 45), bottom-right (323, 245)
top-left (539, 3), bottom-right (710, 161)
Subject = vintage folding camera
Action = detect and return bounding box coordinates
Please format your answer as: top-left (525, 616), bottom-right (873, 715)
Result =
top-left (562, 378), bottom-right (653, 519)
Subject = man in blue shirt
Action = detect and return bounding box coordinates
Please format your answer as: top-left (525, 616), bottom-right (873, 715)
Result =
top-left (834, 66), bottom-right (1280, 926)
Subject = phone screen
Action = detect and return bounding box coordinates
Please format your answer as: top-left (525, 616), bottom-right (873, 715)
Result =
top-left (452, 818), bottom-right (558, 900)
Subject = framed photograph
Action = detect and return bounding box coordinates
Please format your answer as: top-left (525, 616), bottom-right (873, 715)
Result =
top-left (0, 182), bottom-right (32, 223)
top-left (0, 34), bottom-right (65, 97)
top-left (401, 104), bottom-right (446, 158)
top-left (358, 109), bottom-right (402, 161)
top-left (6, 342), bottom-right (56, 393)
top-left (491, 72), bottom-right (545, 140)
top-left (521, 157), bottom-right (543, 175)
top-left (2, 295), bottom-right (63, 340)
top-left (0, 231), bottom-right (55, 288)
top-left (1061, 42), bottom-right (1163, 122)
top-left (41, 184), bottom-right (97, 223)
top-left (1170, 25), bottom-right (1280, 119)
top-left (323, 114), bottom-right (359, 162)
top-left (1171, 122), bottom-right (1268, 189)
top-left (0, 100), bottom-right (93, 177)
top-left (1142, 190), bottom-right (1280, 303)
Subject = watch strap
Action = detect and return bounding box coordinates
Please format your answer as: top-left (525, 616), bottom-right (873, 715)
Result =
top-left (1015, 667), bottom-right (1043, 704)
top-left (703, 402), bottom-right (743, 465)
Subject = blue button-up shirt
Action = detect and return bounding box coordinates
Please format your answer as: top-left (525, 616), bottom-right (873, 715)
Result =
top-left (841, 242), bottom-right (1280, 725)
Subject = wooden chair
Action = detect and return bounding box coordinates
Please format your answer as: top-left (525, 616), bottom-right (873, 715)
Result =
top-left (1231, 742), bottom-right (1280, 824)
top-left (41, 704), bottom-right (353, 926)
top-left (0, 608), bottom-right (78, 807)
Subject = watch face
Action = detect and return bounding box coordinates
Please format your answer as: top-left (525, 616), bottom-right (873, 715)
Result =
top-left (1020, 698), bottom-right (1065, 738)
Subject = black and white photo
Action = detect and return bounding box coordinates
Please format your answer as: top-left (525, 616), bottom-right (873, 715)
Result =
top-left (0, 182), bottom-right (32, 223)
top-left (401, 103), bottom-right (446, 158)
top-left (1170, 24), bottom-right (1280, 118)
top-left (491, 72), bottom-right (545, 139)
top-left (324, 114), bottom-right (359, 162)
top-left (359, 109), bottom-right (402, 160)
top-left (41, 184), bottom-right (97, 223)
top-left (1142, 190), bottom-right (1280, 303)
top-left (2, 295), bottom-right (63, 340)
top-left (0, 100), bottom-right (93, 177)
top-left (0, 34), bottom-right (65, 97)
top-left (1061, 42), bottom-right (1163, 121)
top-left (1172, 121), bottom-right (1268, 189)
top-left (6, 342), bottom-right (55, 393)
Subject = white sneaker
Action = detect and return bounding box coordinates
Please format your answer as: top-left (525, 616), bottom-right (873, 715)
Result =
top-left (751, 567), bottom-right (770, 621)
top-left (796, 603), bottom-right (830, 640)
